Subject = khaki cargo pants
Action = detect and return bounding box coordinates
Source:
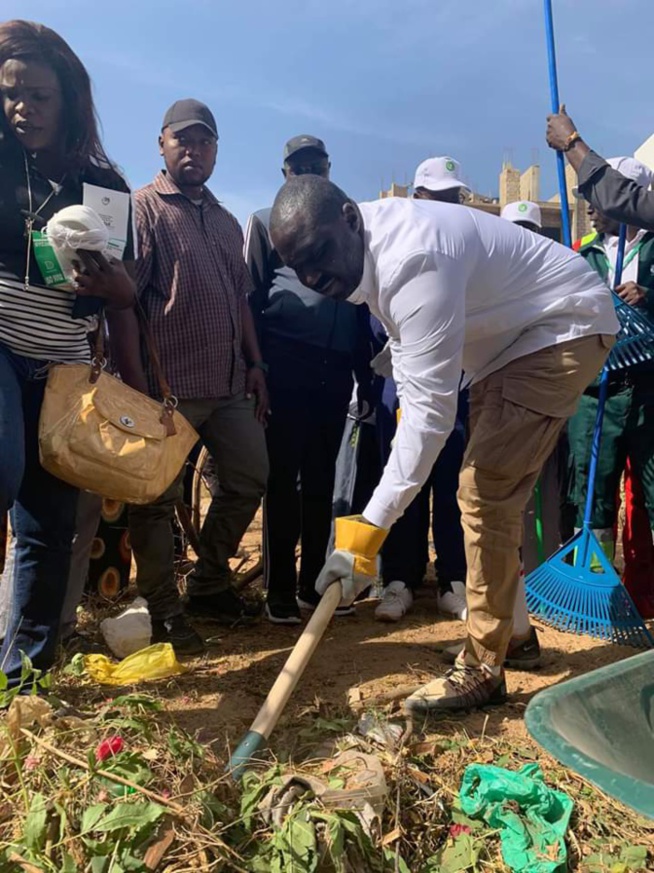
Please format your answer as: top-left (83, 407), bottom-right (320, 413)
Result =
top-left (458, 335), bottom-right (613, 668)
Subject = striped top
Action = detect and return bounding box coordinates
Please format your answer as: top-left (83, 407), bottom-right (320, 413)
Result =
top-left (0, 146), bottom-right (134, 362)
top-left (0, 276), bottom-right (97, 361)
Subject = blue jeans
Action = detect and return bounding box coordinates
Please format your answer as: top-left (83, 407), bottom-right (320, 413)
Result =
top-left (0, 344), bottom-right (79, 685)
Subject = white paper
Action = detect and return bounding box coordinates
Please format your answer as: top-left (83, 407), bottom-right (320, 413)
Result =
top-left (82, 183), bottom-right (130, 259)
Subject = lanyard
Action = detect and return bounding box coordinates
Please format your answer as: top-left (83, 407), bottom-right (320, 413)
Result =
top-left (23, 150), bottom-right (66, 291)
top-left (602, 238), bottom-right (643, 283)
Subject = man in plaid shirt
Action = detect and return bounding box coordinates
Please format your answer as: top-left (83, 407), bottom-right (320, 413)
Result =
top-left (130, 99), bottom-right (269, 655)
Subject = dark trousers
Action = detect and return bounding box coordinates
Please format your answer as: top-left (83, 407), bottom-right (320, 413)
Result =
top-left (0, 344), bottom-right (79, 685)
top-left (129, 394), bottom-right (268, 620)
top-left (378, 384), bottom-right (468, 591)
top-left (263, 343), bottom-right (352, 604)
top-left (568, 378), bottom-right (654, 529)
top-left (382, 420), bottom-right (468, 590)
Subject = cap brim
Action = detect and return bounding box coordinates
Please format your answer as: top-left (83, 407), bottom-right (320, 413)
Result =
top-left (166, 119), bottom-right (218, 137)
top-left (414, 179), bottom-right (470, 194)
top-left (285, 145), bottom-right (328, 161)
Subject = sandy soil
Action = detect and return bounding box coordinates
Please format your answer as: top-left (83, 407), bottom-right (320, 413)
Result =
top-left (121, 508), bottom-right (642, 761)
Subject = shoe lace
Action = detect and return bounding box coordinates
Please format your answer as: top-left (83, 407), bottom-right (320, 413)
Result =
top-left (446, 664), bottom-right (484, 692)
top-left (383, 590), bottom-right (402, 602)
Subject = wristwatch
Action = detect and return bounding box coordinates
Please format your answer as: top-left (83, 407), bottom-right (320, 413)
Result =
top-left (248, 360), bottom-right (269, 374)
top-left (563, 130), bottom-right (582, 151)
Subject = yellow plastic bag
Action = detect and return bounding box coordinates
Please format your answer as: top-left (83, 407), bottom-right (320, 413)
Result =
top-left (84, 643), bottom-right (186, 686)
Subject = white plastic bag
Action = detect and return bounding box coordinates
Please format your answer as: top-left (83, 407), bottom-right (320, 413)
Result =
top-left (370, 342), bottom-right (393, 379)
top-left (44, 204), bottom-right (110, 286)
top-left (100, 597), bottom-right (152, 659)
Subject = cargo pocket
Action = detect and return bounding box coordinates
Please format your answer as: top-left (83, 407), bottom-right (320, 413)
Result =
top-left (501, 339), bottom-right (603, 420)
top-left (465, 369), bottom-right (563, 481)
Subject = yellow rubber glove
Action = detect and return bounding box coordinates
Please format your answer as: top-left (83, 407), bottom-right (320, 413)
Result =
top-left (315, 515), bottom-right (389, 605)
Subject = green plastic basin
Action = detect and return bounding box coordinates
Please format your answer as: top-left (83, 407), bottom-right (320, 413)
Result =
top-left (525, 650), bottom-right (654, 819)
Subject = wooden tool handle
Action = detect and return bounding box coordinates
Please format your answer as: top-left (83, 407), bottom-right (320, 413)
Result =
top-left (227, 582), bottom-right (343, 778)
top-left (252, 582), bottom-right (342, 736)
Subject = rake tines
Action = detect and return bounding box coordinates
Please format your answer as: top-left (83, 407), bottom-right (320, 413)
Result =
top-left (526, 528), bottom-right (654, 648)
top-left (608, 292), bottom-right (654, 371)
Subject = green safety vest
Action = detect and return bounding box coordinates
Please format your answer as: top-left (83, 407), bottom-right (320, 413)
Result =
top-left (576, 230), bottom-right (654, 376)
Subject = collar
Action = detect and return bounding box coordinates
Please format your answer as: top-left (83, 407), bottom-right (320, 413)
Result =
top-left (346, 228), bottom-right (375, 305)
top-left (603, 227), bottom-right (648, 250)
top-left (152, 170), bottom-right (219, 207)
top-left (24, 149), bottom-right (79, 188)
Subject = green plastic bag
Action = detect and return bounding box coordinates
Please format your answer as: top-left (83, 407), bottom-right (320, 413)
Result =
top-left (459, 762), bottom-right (573, 873)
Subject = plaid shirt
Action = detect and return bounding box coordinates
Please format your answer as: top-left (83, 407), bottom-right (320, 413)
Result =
top-left (134, 171), bottom-right (251, 399)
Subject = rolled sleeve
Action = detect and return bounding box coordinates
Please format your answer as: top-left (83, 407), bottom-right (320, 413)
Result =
top-left (363, 255), bottom-right (465, 529)
top-left (578, 151), bottom-right (654, 231)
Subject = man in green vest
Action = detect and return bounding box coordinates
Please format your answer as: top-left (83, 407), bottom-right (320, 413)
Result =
top-left (569, 156), bottom-right (654, 562)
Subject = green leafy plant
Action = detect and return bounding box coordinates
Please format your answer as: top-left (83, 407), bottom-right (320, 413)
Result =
top-left (424, 833), bottom-right (483, 873)
top-left (0, 654), bottom-right (51, 709)
top-left (583, 843), bottom-right (650, 873)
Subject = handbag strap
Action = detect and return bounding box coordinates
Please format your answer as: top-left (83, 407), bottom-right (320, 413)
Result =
top-left (133, 300), bottom-right (174, 401)
top-left (89, 303), bottom-right (178, 436)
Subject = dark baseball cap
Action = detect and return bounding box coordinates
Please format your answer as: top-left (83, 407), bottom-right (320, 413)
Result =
top-left (162, 99), bottom-right (218, 138)
top-left (283, 134), bottom-right (328, 161)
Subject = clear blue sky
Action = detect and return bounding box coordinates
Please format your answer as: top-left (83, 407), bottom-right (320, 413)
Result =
top-left (9, 0), bottom-right (653, 225)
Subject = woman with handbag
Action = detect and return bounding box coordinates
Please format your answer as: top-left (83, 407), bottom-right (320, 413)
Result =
top-left (0, 20), bottom-right (143, 686)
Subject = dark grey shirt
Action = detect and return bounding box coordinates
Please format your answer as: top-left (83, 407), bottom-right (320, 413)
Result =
top-left (578, 151), bottom-right (654, 231)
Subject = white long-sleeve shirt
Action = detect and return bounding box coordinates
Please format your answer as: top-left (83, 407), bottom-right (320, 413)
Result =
top-left (353, 198), bottom-right (619, 530)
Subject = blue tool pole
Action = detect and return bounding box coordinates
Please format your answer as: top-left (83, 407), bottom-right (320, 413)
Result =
top-left (544, 0), bottom-right (572, 248)
top-left (580, 223), bottom-right (627, 559)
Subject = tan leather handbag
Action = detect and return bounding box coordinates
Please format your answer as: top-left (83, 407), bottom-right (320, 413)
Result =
top-left (39, 314), bottom-right (198, 504)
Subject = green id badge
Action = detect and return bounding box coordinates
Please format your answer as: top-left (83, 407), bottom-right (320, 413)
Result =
top-left (31, 230), bottom-right (68, 287)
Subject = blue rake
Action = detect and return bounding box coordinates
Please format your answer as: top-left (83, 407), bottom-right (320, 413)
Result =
top-left (526, 294), bottom-right (654, 642)
top-left (526, 533), bottom-right (653, 646)
top-left (527, 4), bottom-right (654, 645)
top-left (607, 289), bottom-right (654, 371)
top-left (527, 225), bottom-right (654, 643)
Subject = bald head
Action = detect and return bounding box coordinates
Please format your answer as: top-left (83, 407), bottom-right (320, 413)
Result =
top-left (270, 175), bottom-right (349, 238)
top-left (270, 175), bottom-right (366, 302)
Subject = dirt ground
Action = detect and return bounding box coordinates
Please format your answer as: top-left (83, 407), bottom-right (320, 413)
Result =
top-left (54, 505), bottom-right (654, 871)
top-left (74, 507), bottom-right (644, 762)
top-left (165, 588), bottom-right (637, 754)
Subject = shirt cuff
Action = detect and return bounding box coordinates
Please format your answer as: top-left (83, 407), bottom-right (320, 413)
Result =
top-left (362, 494), bottom-right (399, 531)
top-left (577, 150), bottom-right (609, 189)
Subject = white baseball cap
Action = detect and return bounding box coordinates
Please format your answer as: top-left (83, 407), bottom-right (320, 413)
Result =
top-left (573, 155), bottom-right (653, 198)
top-left (606, 156), bottom-right (653, 189)
top-left (413, 156), bottom-right (470, 193)
top-left (500, 200), bottom-right (542, 228)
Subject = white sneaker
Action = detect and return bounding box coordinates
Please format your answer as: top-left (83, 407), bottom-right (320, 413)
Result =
top-left (375, 581), bottom-right (413, 622)
top-left (437, 580), bottom-right (467, 621)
